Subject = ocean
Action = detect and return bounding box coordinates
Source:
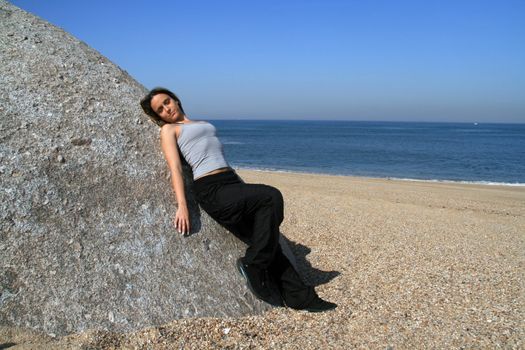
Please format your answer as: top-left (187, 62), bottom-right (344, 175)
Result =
top-left (209, 120), bottom-right (525, 186)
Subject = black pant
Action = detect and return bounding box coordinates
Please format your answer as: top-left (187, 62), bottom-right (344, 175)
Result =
top-left (193, 170), bottom-right (315, 308)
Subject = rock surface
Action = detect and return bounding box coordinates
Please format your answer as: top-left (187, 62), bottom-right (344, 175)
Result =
top-left (0, 0), bottom-right (270, 336)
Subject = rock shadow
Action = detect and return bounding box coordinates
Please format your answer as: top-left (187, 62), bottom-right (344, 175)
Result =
top-left (184, 197), bottom-right (202, 237)
top-left (178, 165), bottom-right (203, 237)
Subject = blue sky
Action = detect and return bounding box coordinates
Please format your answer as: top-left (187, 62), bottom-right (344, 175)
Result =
top-left (11, 0), bottom-right (525, 122)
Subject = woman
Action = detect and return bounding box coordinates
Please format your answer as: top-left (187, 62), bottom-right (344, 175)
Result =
top-left (140, 87), bottom-right (336, 312)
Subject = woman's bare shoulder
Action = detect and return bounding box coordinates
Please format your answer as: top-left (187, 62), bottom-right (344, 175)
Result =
top-left (160, 123), bottom-right (177, 132)
top-left (160, 123), bottom-right (179, 138)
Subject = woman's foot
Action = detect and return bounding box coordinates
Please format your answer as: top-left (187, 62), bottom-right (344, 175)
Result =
top-left (237, 258), bottom-right (284, 307)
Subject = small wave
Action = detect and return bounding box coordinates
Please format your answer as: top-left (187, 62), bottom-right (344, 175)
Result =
top-left (389, 177), bottom-right (525, 187)
top-left (234, 166), bottom-right (300, 174)
top-left (232, 166), bottom-right (525, 187)
top-left (222, 141), bottom-right (244, 145)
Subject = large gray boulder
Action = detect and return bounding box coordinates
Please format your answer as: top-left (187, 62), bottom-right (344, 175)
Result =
top-left (0, 0), bottom-right (270, 336)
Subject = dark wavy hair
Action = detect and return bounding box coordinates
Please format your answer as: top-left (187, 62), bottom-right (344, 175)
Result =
top-left (140, 87), bottom-right (185, 127)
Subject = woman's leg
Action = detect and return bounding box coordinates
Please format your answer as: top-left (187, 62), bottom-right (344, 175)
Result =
top-left (193, 173), bottom-right (283, 301)
top-left (202, 181), bottom-right (283, 269)
top-left (194, 173), bottom-right (336, 311)
top-left (236, 184), bottom-right (283, 268)
top-left (217, 185), bottom-right (317, 308)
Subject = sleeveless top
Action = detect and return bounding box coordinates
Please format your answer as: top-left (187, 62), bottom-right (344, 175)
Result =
top-left (175, 121), bottom-right (230, 180)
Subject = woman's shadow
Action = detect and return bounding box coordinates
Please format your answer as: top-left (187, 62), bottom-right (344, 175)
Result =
top-left (279, 234), bottom-right (340, 287)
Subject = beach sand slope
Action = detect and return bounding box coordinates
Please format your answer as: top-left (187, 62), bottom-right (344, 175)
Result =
top-left (2, 170), bottom-right (524, 349)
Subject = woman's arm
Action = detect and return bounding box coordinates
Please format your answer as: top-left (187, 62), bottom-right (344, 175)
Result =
top-left (160, 124), bottom-right (190, 235)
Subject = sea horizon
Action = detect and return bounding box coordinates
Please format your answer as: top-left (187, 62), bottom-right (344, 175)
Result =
top-left (203, 118), bottom-right (525, 125)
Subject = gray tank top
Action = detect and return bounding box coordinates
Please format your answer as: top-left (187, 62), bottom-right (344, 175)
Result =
top-left (175, 121), bottom-right (230, 180)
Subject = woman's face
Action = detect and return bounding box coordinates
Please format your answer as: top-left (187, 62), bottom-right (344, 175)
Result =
top-left (150, 93), bottom-right (183, 123)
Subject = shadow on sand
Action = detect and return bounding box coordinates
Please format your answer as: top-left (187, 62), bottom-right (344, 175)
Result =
top-left (279, 234), bottom-right (340, 287)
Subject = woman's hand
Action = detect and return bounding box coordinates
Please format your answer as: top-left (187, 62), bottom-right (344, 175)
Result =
top-left (174, 206), bottom-right (191, 235)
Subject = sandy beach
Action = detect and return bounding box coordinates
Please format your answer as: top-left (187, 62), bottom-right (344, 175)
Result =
top-left (2, 169), bottom-right (524, 349)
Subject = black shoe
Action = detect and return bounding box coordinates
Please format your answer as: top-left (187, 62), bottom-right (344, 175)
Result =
top-left (236, 258), bottom-right (284, 307)
top-left (295, 295), bottom-right (337, 313)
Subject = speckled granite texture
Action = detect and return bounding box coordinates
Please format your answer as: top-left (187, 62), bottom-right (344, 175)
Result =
top-left (0, 0), bottom-right (271, 337)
